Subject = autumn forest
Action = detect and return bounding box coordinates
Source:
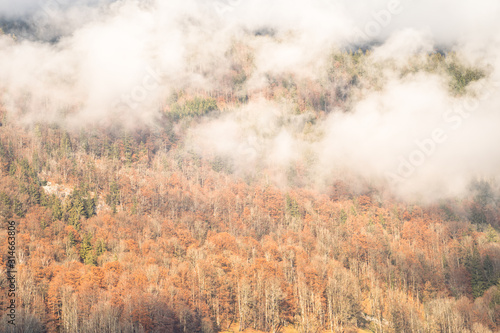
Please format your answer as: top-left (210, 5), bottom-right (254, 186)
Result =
top-left (1, 1), bottom-right (500, 332)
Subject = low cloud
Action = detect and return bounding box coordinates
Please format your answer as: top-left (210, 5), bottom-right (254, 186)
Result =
top-left (1, 0), bottom-right (500, 201)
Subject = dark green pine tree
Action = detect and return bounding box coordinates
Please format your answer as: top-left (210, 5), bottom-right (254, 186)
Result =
top-left (483, 255), bottom-right (496, 288)
top-left (80, 233), bottom-right (96, 266)
top-left (60, 131), bottom-right (72, 156)
top-left (285, 194), bottom-right (300, 218)
top-left (79, 131), bottom-right (89, 153)
top-left (0, 141), bottom-right (14, 173)
top-left (51, 196), bottom-right (63, 221)
top-left (111, 142), bottom-right (120, 160)
top-left (13, 198), bottom-right (25, 218)
top-left (68, 231), bottom-right (76, 247)
top-left (95, 239), bottom-right (107, 257)
top-left (466, 246), bottom-right (488, 298)
top-left (84, 196), bottom-right (97, 218)
top-left (106, 180), bottom-right (120, 214)
top-left (28, 182), bottom-right (41, 205)
top-left (69, 198), bottom-right (84, 230)
top-left (123, 133), bottom-right (133, 165)
top-left (0, 192), bottom-right (12, 219)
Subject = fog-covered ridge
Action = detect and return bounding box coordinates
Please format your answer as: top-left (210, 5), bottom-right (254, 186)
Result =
top-left (1, 0), bottom-right (500, 201)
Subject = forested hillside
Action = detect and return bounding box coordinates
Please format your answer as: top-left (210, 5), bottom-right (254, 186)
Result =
top-left (0, 48), bottom-right (500, 332)
top-left (2, 0), bottom-right (500, 331)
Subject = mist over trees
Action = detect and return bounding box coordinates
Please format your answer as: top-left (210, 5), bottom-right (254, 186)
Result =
top-left (1, 0), bottom-right (500, 332)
